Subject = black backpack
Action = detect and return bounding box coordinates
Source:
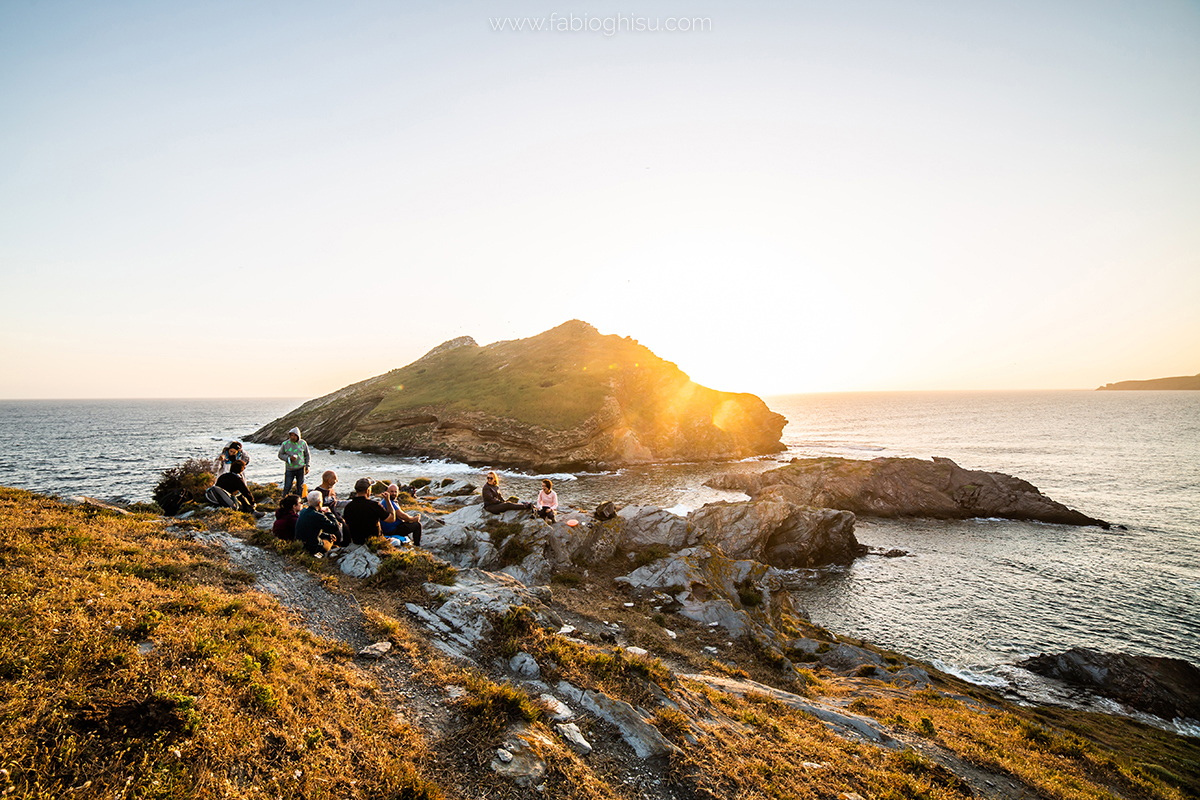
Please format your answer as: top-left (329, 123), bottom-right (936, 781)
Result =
top-left (205, 485), bottom-right (240, 510)
top-left (594, 501), bottom-right (617, 521)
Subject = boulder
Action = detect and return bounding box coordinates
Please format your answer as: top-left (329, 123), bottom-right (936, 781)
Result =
top-left (707, 456), bottom-right (1109, 528)
top-left (615, 547), bottom-right (801, 644)
top-left (556, 681), bottom-right (678, 759)
top-left (689, 487), bottom-right (859, 568)
top-left (1019, 648), bottom-right (1200, 721)
top-left (337, 544), bottom-right (382, 578)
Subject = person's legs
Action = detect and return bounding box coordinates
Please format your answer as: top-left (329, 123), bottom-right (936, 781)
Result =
top-left (396, 519), bottom-right (422, 546)
top-left (484, 502), bottom-right (528, 514)
top-left (282, 468), bottom-right (301, 496)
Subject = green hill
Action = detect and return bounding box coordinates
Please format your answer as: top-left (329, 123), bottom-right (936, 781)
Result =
top-left (248, 320), bottom-right (786, 469)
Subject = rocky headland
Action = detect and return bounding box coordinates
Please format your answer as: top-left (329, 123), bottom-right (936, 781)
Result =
top-left (1096, 373), bottom-right (1200, 390)
top-left (707, 456), bottom-right (1110, 528)
top-left (246, 320), bottom-right (786, 470)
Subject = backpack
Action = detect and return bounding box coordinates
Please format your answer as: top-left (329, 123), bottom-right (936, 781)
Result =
top-left (205, 485), bottom-right (240, 509)
top-left (594, 501), bottom-right (617, 521)
top-left (160, 488), bottom-right (191, 516)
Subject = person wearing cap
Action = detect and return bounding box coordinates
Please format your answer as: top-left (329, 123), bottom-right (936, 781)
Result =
top-left (341, 478), bottom-right (395, 546)
top-left (378, 482), bottom-right (423, 546)
top-left (277, 427), bottom-right (310, 498)
top-left (295, 490), bottom-right (340, 556)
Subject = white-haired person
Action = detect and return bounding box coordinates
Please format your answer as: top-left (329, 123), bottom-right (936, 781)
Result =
top-left (482, 471), bottom-right (534, 515)
top-left (295, 490), bottom-right (340, 556)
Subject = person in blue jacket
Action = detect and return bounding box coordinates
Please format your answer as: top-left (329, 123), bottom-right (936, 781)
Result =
top-left (295, 490), bottom-right (340, 556)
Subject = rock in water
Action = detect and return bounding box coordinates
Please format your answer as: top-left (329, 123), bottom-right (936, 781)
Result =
top-left (244, 320), bottom-right (786, 470)
top-left (1019, 648), bottom-right (1200, 721)
top-left (708, 456), bottom-right (1109, 528)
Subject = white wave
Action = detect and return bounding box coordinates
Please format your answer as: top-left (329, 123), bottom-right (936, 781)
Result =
top-left (931, 660), bottom-right (1008, 688)
top-left (663, 504), bottom-right (691, 517)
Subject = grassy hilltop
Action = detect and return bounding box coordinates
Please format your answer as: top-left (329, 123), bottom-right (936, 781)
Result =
top-left (248, 320), bottom-right (786, 469)
top-left (2, 488), bottom-right (1198, 800)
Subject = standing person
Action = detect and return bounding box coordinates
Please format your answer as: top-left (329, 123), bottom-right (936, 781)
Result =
top-left (378, 483), bottom-right (423, 546)
top-left (273, 494), bottom-right (301, 541)
top-left (536, 479), bottom-right (558, 523)
top-left (217, 441), bottom-right (250, 475)
top-left (215, 460), bottom-right (261, 516)
top-left (277, 427), bottom-right (310, 498)
top-left (482, 471), bottom-right (533, 515)
top-left (341, 478), bottom-right (395, 546)
top-left (295, 490), bottom-right (340, 556)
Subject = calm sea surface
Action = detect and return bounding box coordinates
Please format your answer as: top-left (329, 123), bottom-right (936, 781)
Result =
top-left (1, 391), bottom-right (1196, 723)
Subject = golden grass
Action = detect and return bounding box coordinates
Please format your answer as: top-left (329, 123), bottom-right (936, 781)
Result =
top-left (0, 488), bottom-right (443, 800)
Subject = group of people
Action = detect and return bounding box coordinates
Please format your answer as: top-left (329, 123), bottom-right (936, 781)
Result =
top-left (272, 471), bottom-right (423, 557)
top-left (213, 429), bottom-right (563, 558)
top-left (484, 471), bottom-right (559, 523)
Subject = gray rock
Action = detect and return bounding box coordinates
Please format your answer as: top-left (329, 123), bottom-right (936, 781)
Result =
top-left (818, 644), bottom-right (885, 675)
top-left (688, 489), bottom-right (858, 568)
top-left (490, 725), bottom-right (553, 787)
top-left (617, 505), bottom-right (694, 550)
top-left (539, 693), bottom-right (574, 722)
top-left (339, 544), bottom-right (382, 578)
top-left (358, 641), bottom-right (392, 659)
top-left (708, 456), bottom-right (1109, 528)
top-left (509, 652), bottom-right (541, 679)
top-left (556, 722), bottom-right (593, 755)
top-left (577, 688), bottom-right (679, 759)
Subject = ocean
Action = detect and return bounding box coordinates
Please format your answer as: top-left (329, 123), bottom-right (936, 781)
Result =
top-left (1, 391), bottom-right (1196, 728)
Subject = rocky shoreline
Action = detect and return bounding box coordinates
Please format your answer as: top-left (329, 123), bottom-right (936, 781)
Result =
top-left (707, 455), bottom-right (1110, 528)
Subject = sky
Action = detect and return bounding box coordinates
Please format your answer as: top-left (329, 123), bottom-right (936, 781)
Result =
top-left (1, 0), bottom-right (1198, 399)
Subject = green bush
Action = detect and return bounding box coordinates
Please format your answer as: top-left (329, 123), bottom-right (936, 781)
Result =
top-left (153, 458), bottom-right (217, 514)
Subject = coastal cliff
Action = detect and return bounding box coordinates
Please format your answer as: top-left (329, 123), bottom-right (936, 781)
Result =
top-left (247, 321), bottom-right (786, 469)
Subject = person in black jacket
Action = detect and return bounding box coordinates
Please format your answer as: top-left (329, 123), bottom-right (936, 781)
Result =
top-left (295, 491), bottom-right (341, 555)
top-left (482, 471), bottom-right (533, 514)
top-left (215, 460), bottom-right (262, 517)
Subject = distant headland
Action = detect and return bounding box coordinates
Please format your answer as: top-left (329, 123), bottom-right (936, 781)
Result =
top-left (1096, 373), bottom-right (1200, 391)
top-left (247, 320), bottom-right (786, 469)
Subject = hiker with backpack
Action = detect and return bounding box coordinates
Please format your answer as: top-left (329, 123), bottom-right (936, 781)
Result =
top-left (277, 427), bottom-right (310, 498)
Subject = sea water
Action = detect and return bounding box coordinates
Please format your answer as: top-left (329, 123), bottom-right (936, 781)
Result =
top-left (1, 391), bottom-right (1196, 720)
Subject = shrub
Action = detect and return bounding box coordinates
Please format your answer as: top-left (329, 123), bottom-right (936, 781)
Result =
top-left (410, 477), bottom-right (432, 489)
top-left (736, 578), bottom-right (763, 608)
top-left (633, 544), bottom-right (669, 568)
top-left (153, 458), bottom-right (217, 514)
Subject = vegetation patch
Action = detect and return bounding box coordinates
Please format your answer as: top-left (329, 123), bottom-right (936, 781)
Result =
top-left (0, 487), bottom-right (444, 800)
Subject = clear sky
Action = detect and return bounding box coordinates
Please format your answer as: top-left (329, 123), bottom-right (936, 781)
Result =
top-left (1, 0), bottom-right (1197, 399)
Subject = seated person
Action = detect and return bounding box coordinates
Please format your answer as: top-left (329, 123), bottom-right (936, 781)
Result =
top-left (482, 471), bottom-right (533, 514)
top-left (217, 440), bottom-right (250, 475)
top-left (273, 494), bottom-right (301, 541)
top-left (215, 461), bottom-right (261, 516)
top-left (316, 470), bottom-right (342, 515)
top-left (295, 490), bottom-right (340, 556)
top-left (342, 478), bottom-right (395, 546)
top-left (378, 482), bottom-right (423, 546)
top-left (536, 479), bottom-right (558, 523)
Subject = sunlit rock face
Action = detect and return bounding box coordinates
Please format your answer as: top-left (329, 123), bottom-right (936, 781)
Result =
top-left (247, 320), bottom-right (786, 470)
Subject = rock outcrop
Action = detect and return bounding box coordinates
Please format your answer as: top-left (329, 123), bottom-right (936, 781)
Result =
top-left (1019, 648), bottom-right (1200, 722)
top-left (708, 456), bottom-right (1109, 528)
top-left (420, 487), bottom-right (860, 579)
top-left (246, 320), bottom-right (786, 470)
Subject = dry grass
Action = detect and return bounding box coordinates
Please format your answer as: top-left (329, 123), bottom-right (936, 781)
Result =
top-left (0, 487), bottom-right (444, 800)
